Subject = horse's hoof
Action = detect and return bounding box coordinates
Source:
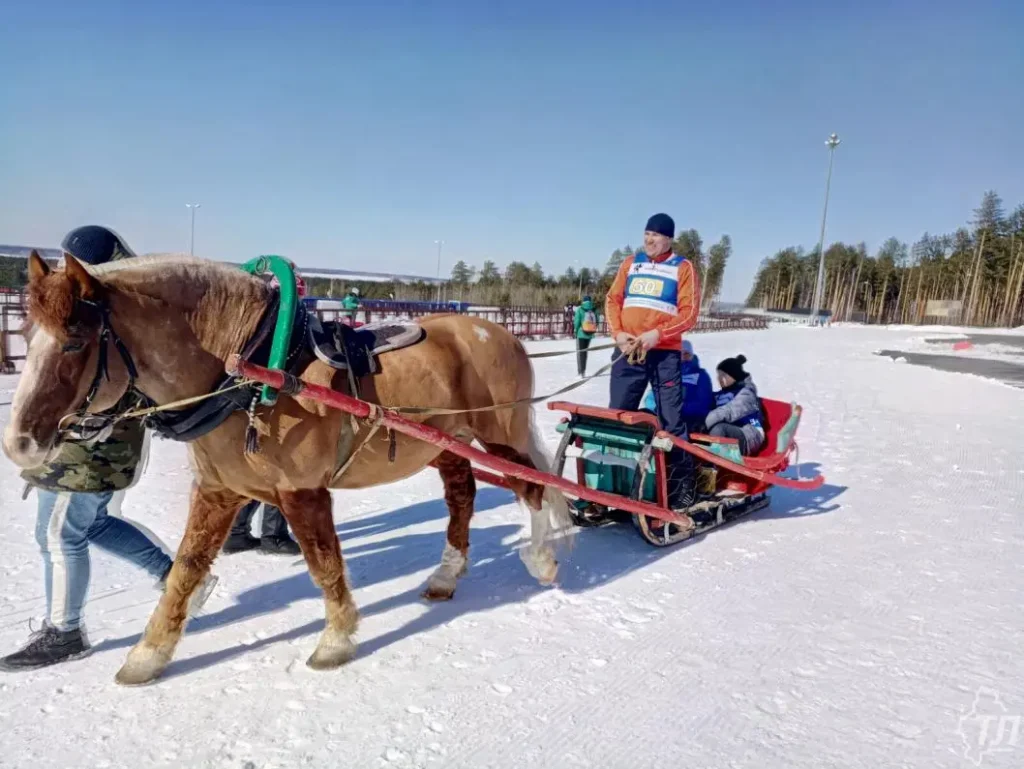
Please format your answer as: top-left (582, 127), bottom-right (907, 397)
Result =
top-left (421, 572), bottom-right (458, 601)
top-left (520, 547), bottom-right (558, 586)
top-left (306, 630), bottom-right (357, 670)
top-left (536, 561), bottom-right (558, 586)
top-left (421, 583), bottom-right (456, 601)
top-left (115, 644), bottom-right (170, 686)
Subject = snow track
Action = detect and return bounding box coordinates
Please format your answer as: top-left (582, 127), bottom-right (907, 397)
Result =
top-left (1, 325), bottom-right (1022, 768)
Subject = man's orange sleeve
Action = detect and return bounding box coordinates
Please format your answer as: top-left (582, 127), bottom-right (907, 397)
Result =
top-left (604, 256), bottom-right (633, 337)
top-left (657, 259), bottom-right (700, 346)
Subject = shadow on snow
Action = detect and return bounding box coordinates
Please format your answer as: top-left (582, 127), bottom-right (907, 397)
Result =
top-left (92, 466), bottom-right (846, 681)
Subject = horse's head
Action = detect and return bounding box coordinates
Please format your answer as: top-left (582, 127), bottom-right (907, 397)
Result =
top-left (3, 251), bottom-right (134, 469)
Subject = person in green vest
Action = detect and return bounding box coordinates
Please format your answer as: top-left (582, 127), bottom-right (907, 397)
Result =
top-left (341, 287), bottom-right (360, 324)
top-left (573, 295), bottom-right (598, 377)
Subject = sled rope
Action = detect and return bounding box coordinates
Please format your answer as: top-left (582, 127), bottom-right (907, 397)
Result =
top-left (318, 342), bottom-right (646, 419)
top-left (625, 343), bottom-right (648, 366)
top-left (382, 359), bottom-right (617, 417)
top-left (526, 341), bottom-right (618, 359)
top-left (526, 340), bottom-right (647, 364)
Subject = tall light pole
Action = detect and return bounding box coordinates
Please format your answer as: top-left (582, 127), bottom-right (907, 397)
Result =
top-left (701, 260), bottom-right (710, 314)
top-left (186, 203), bottom-right (201, 256)
top-left (810, 133), bottom-right (840, 325)
top-left (434, 239), bottom-right (444, 303)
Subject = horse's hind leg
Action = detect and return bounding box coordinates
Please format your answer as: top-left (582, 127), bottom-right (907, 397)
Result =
top-left (116, 484), bottom-right (242, 686)
top-left (484, 443), bottom-right (567, 586)
top-left (424, 451), bottom-right (475, 601)
top-left (278, 487), bottom-right (359, 670)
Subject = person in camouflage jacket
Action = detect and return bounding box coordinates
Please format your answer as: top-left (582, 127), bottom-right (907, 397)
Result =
top-left (19, 401), bottom-right (147, 493)
top-left (1, 226), bottom-right (218, 672)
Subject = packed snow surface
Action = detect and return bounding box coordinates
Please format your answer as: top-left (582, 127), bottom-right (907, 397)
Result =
top-left (1, 325), bottom-right (1022, 769)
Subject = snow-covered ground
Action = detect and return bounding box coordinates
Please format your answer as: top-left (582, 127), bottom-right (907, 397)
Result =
top-left (1, 325), bottom-right (1023, 769)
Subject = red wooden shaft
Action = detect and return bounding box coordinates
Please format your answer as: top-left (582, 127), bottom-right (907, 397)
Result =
top-left (656, 430), bottom-right (825, 491)
top-left (227, 356), bottom-right (691, 523)
top-left (471, 468), bottom-right (511, 489)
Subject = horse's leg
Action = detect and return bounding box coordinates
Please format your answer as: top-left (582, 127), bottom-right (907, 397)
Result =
top-left (483, 443), bottom-right (567, 586)
top-left (423, 451), bottom-right (475, 601)
top-left (277, 487), bottom-right (359, 670)
top-left (115, 484), bottom-right (242, 686)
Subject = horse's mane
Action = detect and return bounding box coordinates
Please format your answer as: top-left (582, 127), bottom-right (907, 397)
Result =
top-left (91, 252), bottom-right (253, 281)
top-left (93, 254), bottom-right (273, 361)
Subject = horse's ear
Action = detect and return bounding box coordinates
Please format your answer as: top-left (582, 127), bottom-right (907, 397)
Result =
top-left (63, 254), bottom-right (102, 301)
top-left (27, 250), bottom-right (51, 282)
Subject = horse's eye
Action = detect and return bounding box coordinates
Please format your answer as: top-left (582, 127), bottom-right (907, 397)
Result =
top-left (62, 341), bottom-right (85, 353)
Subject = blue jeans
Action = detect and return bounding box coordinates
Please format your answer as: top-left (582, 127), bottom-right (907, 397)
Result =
top-left (34, 489), bottom-right (174, 631)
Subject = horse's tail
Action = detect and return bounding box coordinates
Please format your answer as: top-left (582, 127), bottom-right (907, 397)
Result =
top-left (526, 410), bottom-right (576, 548)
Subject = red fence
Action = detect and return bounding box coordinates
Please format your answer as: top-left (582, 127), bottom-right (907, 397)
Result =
top-left (1, 292), bottom-right (23, 373)
top-left (312, 302), bottom-right (768, 338)
top-left (0, 292), bottom-right (767, 373)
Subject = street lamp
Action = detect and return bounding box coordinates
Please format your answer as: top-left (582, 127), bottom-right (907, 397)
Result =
top-left (434, 239), bottom-right (444, 304)
top-left (572, 259), bottom-right (585, 300)
top-left (701, 260), bottom-right (710, 314)
top-left (186, 203), bottom-right (201, 256)
top-left (809, 133), bottom-right (840, 325)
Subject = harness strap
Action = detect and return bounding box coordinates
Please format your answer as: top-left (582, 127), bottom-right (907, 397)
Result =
top-left (332, 405), bottom-right (384, 481)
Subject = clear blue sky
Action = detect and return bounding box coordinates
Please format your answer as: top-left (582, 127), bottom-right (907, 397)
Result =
top-left (3, 0), bottom-right (1022, 301)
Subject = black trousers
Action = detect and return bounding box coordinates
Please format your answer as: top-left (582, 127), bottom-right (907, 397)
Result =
top-left (230, 501), bottom-right (289, 539)
top-left (576, 337), bottom-right (592, 375)
top-left (609, 349), bottom-right (696, 509)
top-left (709, 423), bottom-right (750, 455)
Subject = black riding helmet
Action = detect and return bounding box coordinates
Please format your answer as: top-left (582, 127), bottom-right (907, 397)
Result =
top-left (60, 225), bottom-right (137, 266)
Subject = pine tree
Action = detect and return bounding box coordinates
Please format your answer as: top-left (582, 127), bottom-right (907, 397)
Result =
top-left (705, 235), bottom-right (732, 309)
top-left (450, 261), bottom-right (473, 286)
top-left (604, 248), bottom-right (625, 280)
top-left (673, 229), bottom-right (704, 276)
top-left (505, 262), bottom-right (534, 286)
top-left (478, 261), bottom-right (501, 285)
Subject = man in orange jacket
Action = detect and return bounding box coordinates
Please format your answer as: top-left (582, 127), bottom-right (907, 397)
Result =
top-left (606, 213), bottom-right (701, 508)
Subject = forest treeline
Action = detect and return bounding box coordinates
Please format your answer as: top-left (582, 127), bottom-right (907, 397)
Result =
top-left (746, 191), bottom-right (1024, 327)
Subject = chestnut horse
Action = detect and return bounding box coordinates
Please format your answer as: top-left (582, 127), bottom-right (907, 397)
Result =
top-left (2, 252), bottom-right (572, 685)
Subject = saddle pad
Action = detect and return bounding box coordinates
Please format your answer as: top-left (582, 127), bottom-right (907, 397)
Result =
top-left (308, 315), bottom-right (425, 376)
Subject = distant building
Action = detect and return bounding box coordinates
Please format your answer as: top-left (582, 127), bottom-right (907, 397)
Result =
top-left (0, 245), bottom-right (62, 264)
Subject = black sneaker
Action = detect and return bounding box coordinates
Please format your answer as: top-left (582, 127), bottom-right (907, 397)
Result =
top-left (260, 536), bottom-right (301, 556)
top-left (222, 533), bottom-right (261, 554)
top-left (0, 623), bottom-right (91, 671)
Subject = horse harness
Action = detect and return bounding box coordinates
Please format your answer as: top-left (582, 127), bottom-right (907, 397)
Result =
top-left (62, 292), bottom-right (309, 447)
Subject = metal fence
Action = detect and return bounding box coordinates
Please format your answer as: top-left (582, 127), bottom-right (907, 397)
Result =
top-left (314, 301), bottom-right (768, 337)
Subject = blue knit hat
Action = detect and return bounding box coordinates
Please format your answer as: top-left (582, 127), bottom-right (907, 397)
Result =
top-left (645, 213), bottom-right (675, 239)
